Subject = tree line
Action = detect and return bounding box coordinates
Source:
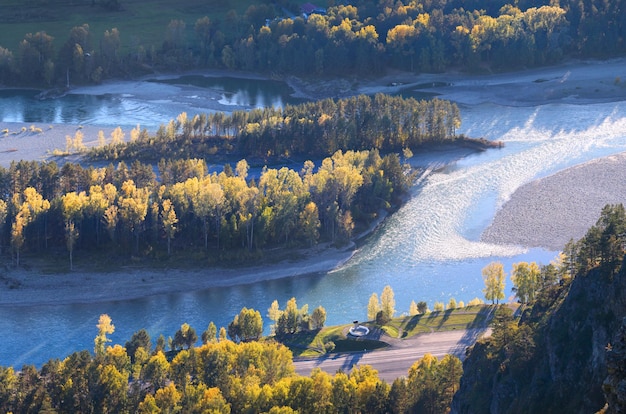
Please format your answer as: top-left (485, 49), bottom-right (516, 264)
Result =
top-left (481, 257), bottom-right (568, 306)
top-left (0, 311), bottom-right (463, 413)
top-left (0, 148), bottom-right (411, 268)
top-left (87, 94), bottom-right (465, 162)
top-left (0, 0), bottom-right (624, 86)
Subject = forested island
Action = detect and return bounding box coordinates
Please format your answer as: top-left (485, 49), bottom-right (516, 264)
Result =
top-left (0, 94), bottom-right (494, 270)
top-left (88, 94), bottom-right (471, 162)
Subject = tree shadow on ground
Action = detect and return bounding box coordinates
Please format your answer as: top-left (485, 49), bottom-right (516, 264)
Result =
top-left (403, 315), bottom-right (423, 335)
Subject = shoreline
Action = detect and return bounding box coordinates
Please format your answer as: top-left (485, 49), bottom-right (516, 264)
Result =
top-left (286, 57), bottom-right (626, 106)
top-left (0, 145), bottom-right (474, 308)
top-left (0, 243), bottom-right (357, 307)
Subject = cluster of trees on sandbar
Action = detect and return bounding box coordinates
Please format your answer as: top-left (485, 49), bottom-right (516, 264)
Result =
top-left (88, 94), bottom-right (464, 162)
top-left (1, 0), bottom-right (624, 86)
top-left (0, 148), bottom-right (411, 268)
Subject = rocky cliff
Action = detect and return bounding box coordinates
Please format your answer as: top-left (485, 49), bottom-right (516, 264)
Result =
top-left (452, 262), bottom-right (626, 413)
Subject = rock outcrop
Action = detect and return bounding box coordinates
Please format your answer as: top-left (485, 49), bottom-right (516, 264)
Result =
top-left (603, 317), bottom-right (626, 413)
top-left (452, 262), bottom-right (626, 413)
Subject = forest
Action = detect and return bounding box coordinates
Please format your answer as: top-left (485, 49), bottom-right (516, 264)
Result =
top-left (0, 0), bottom-right (624, 86)
top-left (0, 94), bottom-right (471, 270)
top-left (0, 326), bottom-right (463, 413)
top-left (0, 147), bottom-right (411, 269)
top-left (1, 204), bottom-right (626, 413)
top-left (87, 94), bottom-right (467, 162)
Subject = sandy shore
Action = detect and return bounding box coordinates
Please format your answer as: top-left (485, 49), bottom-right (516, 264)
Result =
top-left (0, 243), bottom-right (355, 307)
top-left (481, 153), bottom-right (626, 251)
top-left (291, 57), bottom-right (626, 106)
top-left (0, 123), bottom-right (121, 167)
top-left (1, 58), bottom-right (626, 306)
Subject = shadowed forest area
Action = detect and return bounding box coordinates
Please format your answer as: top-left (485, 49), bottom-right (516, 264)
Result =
top-left (0, 0), bottom-right (624, 87)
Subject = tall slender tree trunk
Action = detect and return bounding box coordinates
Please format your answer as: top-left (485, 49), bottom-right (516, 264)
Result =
top-left (203, 217), bottom-right (209, 250)
top-left (215, 215), bottom-right (220, 250)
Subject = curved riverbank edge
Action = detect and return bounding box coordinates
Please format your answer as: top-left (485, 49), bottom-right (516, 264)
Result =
top-left (0, 243), bottom-right (356, 307)
top-left (288, 57), bottom-right (626, 106)
top-left (481, 152), bottom-right (626, 252)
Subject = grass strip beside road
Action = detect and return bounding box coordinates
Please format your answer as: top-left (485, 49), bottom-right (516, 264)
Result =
top-left (282, 305), bottom-right (492, 357)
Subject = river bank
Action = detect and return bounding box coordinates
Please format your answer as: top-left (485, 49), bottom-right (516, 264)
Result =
top-left (0, 243), bottom-right (356, 307)
top-left (289, 57), bottom-right (626, 106)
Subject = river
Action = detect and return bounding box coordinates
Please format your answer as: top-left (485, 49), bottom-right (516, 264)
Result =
top-left (1, 76), bottom-right (626, 368)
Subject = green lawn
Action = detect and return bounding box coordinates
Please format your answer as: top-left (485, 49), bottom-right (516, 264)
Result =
top-left (397, 306), bottom-right (492, 338)
top-left (280, 305), bottom-right (494, 357)
top-left (279, 323), bottom-right (388, 357)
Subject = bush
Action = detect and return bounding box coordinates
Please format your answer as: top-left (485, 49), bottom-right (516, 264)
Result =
top-left (375, 310), bottom-right (390, 325)
top-left (417, 301), bottom-right (429, 314)
top-left (468, 297), bottom-right (484, 306)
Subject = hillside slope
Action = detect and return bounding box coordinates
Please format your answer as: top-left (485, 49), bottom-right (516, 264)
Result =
top-left (453, 258), bottom-right (626, 413)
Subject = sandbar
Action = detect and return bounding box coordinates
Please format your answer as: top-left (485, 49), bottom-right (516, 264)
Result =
top-left (482, 153), bottom-right (626, 251)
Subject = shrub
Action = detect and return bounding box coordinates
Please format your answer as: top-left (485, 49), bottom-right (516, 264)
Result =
top-left (468, 297), bottom-right (484, 307)
top-left (417, 301), bottom-right (429, 314)
top-left (375, 310), bottom-right (390, 325)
